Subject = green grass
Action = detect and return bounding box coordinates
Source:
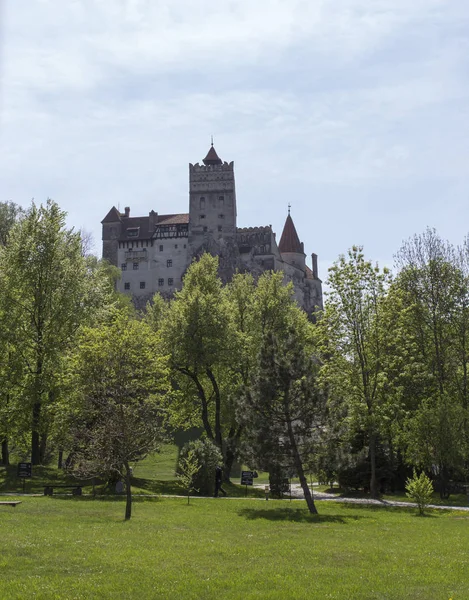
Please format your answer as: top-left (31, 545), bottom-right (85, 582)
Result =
top-left (0, 496), bottom-right (468, 599)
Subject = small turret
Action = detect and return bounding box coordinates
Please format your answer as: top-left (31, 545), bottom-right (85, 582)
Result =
top-left (278, 211), bottom-right (306, 271)
top-left (203, 143), bottom-right (222, 166)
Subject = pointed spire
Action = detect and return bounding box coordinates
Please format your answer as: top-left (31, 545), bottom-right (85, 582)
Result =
top-left (278, 212), bottom-right (303, 254)
top-left (203, 140), bottom-right (222, 165)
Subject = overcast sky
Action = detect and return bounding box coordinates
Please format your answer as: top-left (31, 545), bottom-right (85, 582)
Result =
top-left (1, 0), bottom-right (468, 280)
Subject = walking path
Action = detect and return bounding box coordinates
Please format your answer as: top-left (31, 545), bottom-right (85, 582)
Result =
top-left (279, 483), bottom-right (469, 512)
top-left (2, 486), bottom-right (469, 512)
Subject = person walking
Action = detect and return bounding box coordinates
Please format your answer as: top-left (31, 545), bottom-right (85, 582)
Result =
top-left (214, 465), bottom-right (227, 497)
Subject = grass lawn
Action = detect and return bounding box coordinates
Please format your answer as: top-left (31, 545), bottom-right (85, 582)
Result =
top-left (1, 496), bottom-right (468, 599)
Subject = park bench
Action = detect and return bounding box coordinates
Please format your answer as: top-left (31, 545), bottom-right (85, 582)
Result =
top-left (44, 484), bottom-right (82, 496)
top-left (0, 501), bottom-right (22, 507)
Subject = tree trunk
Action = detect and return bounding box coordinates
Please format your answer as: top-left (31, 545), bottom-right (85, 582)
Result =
top-left (31, 401), bottom-right (41, 465)
top-left (286, 419), bottom-right (318, 514)
top-left (1, 438), bottom-right (9, 465)
top-left (369, 433), bottom-right (378, 498)
top-left (223, 447), bottom-right (235, 483)
top-left (206, 369), bottom-right (222, 449)
top-left (58, 450), bottom-right (63, 469)
top-left (39, 433), bottom-right (48, 464)
top-left (124, 462), bottom-right (132, 520)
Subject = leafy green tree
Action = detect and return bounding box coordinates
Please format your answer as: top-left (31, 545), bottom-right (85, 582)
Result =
top-left (405, 470), bottom-right (434, 515)
top-left (0, 201), bottom-right (24, 463)
top-left (394, 229), bottom-right (468, 488)
top-left (161, 255), bottom-right (239, 478)
top-left (319, 246), bottom-right (395, 498)
top-left (240, 279), bottom-right (323, 514)
top-left (0, 199), bottom-right (113, 464)
top-left (66, 309), bottom-right (170, 520)
top-left (178, 439), bottom-right (223, 496)
top-left (177, 448), bottom-right (201, 504)
top-left (0, 201), bottom-right (23, 246)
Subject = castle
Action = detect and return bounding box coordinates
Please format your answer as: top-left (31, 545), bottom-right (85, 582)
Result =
top-left (102, 144), bottom-right (323, 313)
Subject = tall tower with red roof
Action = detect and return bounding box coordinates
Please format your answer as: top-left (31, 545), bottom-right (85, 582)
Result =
top-left (188, 143), bottom-right (237, 253)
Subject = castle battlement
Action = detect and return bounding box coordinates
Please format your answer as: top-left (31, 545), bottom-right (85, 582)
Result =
top-left (236, 226), bottom-right (272, 233)
top-left (189, 162), bottom-right (234, 173)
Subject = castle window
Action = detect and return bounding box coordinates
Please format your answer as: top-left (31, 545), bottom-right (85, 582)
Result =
top-left (218, 214), bottom-right (224, 219)
top-left (121, 263), bottom-right (127, 271)
top-left (175, 244), bottom-right (178, 249)
top-left (159, 245), bottom-right (163, 252)
top-left (200, 214), bottom-right (205, 220)
top-left (158, 278), bottom-right (164, 286)
top-left (140, 282), bottom-right (146, 289)
top-left (218, 226), bottom-right (222, 232)
top-left (133, 263), bottom-right (139, 270)
top-left (218, 196), bottom-right (224, 207)
top-left (124, 282), bottom-right (130, 290)
top-left (126, 228), bottom-right (139, 238)
top-left (184, 244), bottom-right (186, 248)
top-left (203, 226), bottom-right (208, 232)
top-left (167, 259), bottom-right (172, 267)
top-left (200, 197), bottom-right (205, 209)
top-left (168, 278), bottom-right (174, 286)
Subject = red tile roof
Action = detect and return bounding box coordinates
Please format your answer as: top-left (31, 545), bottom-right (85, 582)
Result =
top-left (203, 145), bottom-right (222, 165)
top-left (101, 206), bottom-right (122, 223)
top-left (158, 213), bottom-right (189, 225)
top-left (278, 214), bottom-right (303, 254)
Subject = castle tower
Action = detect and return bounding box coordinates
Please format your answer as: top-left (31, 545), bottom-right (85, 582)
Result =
top-left (278, 211), bottom-right (306, 272)
top-left (188, 143), bottom-right (237, 254)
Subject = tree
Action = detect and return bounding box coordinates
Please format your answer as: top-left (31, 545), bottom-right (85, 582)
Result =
top-left (176, 448), bottom-right (201, 504)
top-left (239, 279), bottom-right (323, 514)
top-left (0, 199), bottom-right (115, 464)
top-left (394, 229), bottom-right (468, 488)
top-left (0, 201), bottom-right (23, 246)
top-left (161, 254), bottom-right (238, 478)
top-left (66, 309), bottom-right (170, 520)
top-left (320, 246), bottom-right (395, 498)
top-left (406, 470), bottom-right (434, 515)
top-left (0, 201), bottom-right (24, 463)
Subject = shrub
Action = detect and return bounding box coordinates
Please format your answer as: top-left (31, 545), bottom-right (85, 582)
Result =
top-left (268, 464), bottom-right (290, 499)
top-left (177, 449), bottom-right (201, 504)
top-left (178, 439), bottom-right (222, 496)
top-left (405, 470), bottom-right (434, 515)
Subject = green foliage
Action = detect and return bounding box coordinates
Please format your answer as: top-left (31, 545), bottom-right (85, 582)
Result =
top-left (394, 229), bottom-right (469, 486)
top-left (239, 279), bottom-right (323, 513)
top-left (179, 438), bottom-right (222, 496)
top-left (65, 308), bottom-right (171, 518)
top-left (176, 448), bottom-right (201, 504)
top-left (319, 246), bottom-right (396, 497)
top-left (0, 201), bottom-right (23, 246)
top-left (0, 199), bottom-right (114, 464)
top-left (406, 470), bottom-right (434, 515)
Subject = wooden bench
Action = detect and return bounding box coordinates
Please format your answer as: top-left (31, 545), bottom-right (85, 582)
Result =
top-left (44, 485), bottom-right (82, 496)
top-left (0, 501), bottom-right (22, 507)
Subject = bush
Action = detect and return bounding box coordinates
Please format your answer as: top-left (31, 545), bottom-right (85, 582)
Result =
top-left (405, 470), bottom-right (434, 515)
top-left (178, 439), bottom-right (222, 496)
top-left (268, 464), bottom-right (290, 499)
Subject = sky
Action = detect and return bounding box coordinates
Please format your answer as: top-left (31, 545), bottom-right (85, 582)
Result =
top-left (1, 0), bottom-right (468, 282)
